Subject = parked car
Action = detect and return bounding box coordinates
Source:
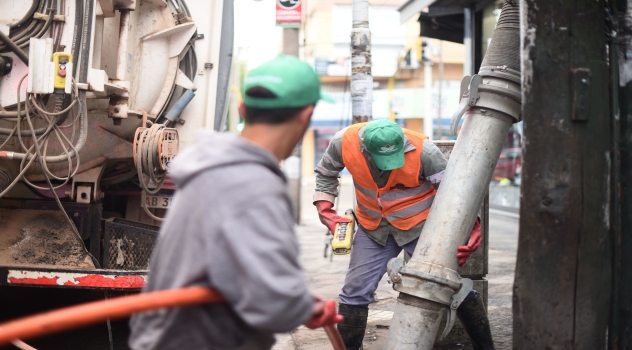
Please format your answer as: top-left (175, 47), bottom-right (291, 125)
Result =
top-left (493, 148), bottom-right (522, 182)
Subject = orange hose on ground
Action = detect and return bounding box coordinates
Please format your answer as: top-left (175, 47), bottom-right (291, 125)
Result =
top-left (0, 287), bottom-right (345, 350)
top-left (0, 287), bottom-right (223, 348)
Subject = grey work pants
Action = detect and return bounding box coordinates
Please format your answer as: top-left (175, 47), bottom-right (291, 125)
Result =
top-left (339, 226), bottom-right (478, 305)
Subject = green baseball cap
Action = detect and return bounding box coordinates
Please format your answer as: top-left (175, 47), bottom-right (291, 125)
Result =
top-left (363, 119), bottom-right (406, 171)
top-left (243, 55), bottom-right (334, 109)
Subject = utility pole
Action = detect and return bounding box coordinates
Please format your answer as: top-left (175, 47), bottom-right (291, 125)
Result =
top-left (282, 27), bottom-right (302, 224)
top-left (423, 58), bottom-right (433, 139)
top-left (384, 1), bottom-right (521, 348)
top-left (513, 0), bottom-right (613, 348)
top-left (351, 0), bottom-right (372, 124)
top-left (463, 7), bottom-right (474, 76)
top-left (611, 1), bottom-right (632, 348)
top-left (283, 28), bottom-right (299, 57)
top-left (437, 40), bottom-right (444, 139)
top-left (276, 0), bottom-right (303, 224)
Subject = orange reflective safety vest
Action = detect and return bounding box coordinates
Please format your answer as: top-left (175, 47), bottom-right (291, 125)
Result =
top-left (341, 123), bottom-right (437, 231)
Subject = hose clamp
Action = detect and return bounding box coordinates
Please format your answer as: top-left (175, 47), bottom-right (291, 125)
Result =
top-left (387, 257), bottom-right (461, 306)
top-left (450, 66), bottom-right (522, 135)
top-left (439, 278), bottom-right (473, 340)
top-left (450, 75), bottom-right (482, 135)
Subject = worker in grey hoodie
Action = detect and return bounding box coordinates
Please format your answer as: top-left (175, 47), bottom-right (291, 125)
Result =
top-left (129, 55), bottom-right (342, 350)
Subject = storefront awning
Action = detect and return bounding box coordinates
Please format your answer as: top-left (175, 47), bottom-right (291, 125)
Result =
top-left (398, 0), bottom-right (495, 43)
top-left (398, 0), bottom-right (492, 24)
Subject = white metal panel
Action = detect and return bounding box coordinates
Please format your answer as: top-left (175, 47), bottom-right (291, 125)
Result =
top-left (88, 68), bottom-right (107, 92)
top-left (101, 12), bottom-right (121, 79)
top-left (143, 0), bottom-right (168, 7)
top-left (65, 63), bottom-right (74, 93)
top-left (98, 0), bottom-right (116, 17)
top-left (142, 22), bottom-right (197, 58)
top-left (127, 2), bottom-right (177, 116)
top-left (87, 0), bottom-right (97, 74)
top-left (203, 0), bottom-right (226, 131)
top-left (0, 0), bottom-right (33, 27)
top-left (27, 38), bottom-right (54, 94)
top-left (174, 0), bottom-right (226, 150)
top-left (60, 0), bottom-right (78, 53)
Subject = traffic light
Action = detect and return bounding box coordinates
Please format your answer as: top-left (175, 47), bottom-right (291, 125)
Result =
top-left (421, 40), bottom-right (430, 62)
top-left (414, 38), bottom-right (431, 63)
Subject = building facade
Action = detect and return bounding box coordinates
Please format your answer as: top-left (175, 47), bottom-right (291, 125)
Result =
top-left (300, 0), bottom-right (467, 177)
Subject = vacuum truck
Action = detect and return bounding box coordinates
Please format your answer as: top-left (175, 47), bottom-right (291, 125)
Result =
top-left (0, 0), bottom-right (233, 347)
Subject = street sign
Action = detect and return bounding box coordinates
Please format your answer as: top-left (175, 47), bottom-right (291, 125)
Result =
top-left (276, 0), bottom-right (302, 28)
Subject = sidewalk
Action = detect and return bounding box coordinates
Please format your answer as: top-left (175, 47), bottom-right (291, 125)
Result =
top-left (274, 177), bottom-right (517, 349)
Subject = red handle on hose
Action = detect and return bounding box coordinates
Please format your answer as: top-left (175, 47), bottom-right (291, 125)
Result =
top-left (0, 287), bottom-right (345, 350)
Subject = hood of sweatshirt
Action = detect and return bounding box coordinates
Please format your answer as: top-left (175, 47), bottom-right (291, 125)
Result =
top-left (168, 130), bottom-right (285, 188)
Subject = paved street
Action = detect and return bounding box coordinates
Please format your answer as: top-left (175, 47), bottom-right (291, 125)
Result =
top-left (274, 177), bottom-right (519, 350)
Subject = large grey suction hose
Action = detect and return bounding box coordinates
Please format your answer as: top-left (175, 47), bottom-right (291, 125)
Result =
top-left (480, 1), bottom-right (520, 70)
top-left (383, 1), bottom-right (522, 349)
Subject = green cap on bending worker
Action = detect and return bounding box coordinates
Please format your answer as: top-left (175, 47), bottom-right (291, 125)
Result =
top-left (363, 119), bottom-right (406, 171)
top-left (243, 55), bottom-right (334, 109)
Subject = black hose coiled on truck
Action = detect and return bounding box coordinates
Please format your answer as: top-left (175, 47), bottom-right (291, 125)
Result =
top-left (480, 1), bottom-right (521, 72)
top-left (9, 0), bottom-right (40, 30)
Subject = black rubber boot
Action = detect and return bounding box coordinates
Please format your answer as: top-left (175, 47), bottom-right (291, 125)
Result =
top-left (456, 294), bottom-right (495, 350)
top-left (337, 303), bottom-right (368, 350)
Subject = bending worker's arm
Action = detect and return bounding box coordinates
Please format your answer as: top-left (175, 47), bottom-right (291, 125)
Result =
top-left (313, 129), bottom-right (351, 233)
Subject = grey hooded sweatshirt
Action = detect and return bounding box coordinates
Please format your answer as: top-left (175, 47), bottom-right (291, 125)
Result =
top-left (129, 131), bottom-right (314, 350)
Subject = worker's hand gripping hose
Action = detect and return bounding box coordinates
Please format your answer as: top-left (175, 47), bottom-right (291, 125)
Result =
top-left (0, 287), bottom-right (346, 350)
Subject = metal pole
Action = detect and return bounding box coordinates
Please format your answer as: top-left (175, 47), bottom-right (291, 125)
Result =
top-left (282, 27), bottom-right (302, 224)
top-left (463, 7), bottom-right (473, 76)
top-left (437, 41), bottom-right (444, 139)
top-left (351, 0), bottom-right (372, 124)
top-left (116, 10), bottom-right (130, 80)
top-left (611, 1), bottom-right (632, 347)
top-left (513, 0), bottom-right (613, 347)
top-left (423, 60), bottom-right (433, 140)
top-left (213, 0), bottom-right (235, 132)
top-left (385, 2), bottom-right (521, 348)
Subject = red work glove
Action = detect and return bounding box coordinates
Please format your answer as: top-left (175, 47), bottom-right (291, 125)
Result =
top-left (305, 299), bottom-right (344, 330)
top-left (456, 218), bottom-right (482, 267)
top-left (314, 200), bottom-right (352, 233)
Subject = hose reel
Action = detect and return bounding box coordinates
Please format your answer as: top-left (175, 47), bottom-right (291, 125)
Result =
top-left (133, 123), bottom-right (178, 222)
top-left (133, 123), bottom-right (179, 195)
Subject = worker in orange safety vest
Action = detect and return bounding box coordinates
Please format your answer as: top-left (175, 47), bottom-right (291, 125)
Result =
top-left (313, 119), bottom-right (494, 350)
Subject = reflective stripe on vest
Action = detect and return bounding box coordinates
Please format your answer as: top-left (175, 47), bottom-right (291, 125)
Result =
top-left (381, 181), bottom-right (432, 202)
top-left (357, 201), bottom-right (381, 219)
top-left (354, 183), bottom-right (377, 201)
top-left (385, 197), bottom-right (435, 221)
top-left (341, 123), bottom-right (437, 231)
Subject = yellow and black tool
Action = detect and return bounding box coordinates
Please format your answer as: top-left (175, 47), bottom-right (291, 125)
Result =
top-left (331, 209), bottom-right (355, 255)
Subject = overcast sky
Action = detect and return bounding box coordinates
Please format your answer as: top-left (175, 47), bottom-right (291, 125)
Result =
top-left (234, 0), bottom-right (283, 69)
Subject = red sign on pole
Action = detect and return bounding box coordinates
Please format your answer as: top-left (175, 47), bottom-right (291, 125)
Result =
top-left (276, 0), bottom-right (302, 28)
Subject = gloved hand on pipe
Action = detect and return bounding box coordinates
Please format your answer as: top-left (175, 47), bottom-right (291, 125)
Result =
top-left (305, 299), bottom-right (344, 330)
top-left (456, 218), bottom-right (482, 267)
top-left (314, 200), bottom-right (352, 233)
